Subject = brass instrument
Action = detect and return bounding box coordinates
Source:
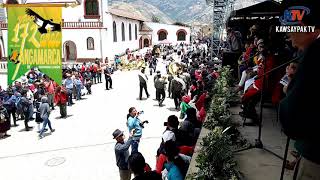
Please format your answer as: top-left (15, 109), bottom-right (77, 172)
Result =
top-left (168, 62), bottom-right (183, 75)
top-left (161, 76), bottom-right (167, 81)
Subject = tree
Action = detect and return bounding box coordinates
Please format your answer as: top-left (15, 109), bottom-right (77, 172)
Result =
top-left (173, 22), bottom-right (190, 27)
top-left (151, 15), bottom-right (160, 23)
top-left (6, 0), bottom-right (19, 4)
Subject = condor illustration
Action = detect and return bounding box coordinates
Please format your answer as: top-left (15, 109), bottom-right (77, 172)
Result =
top-left (25, 8), bottom-right (61, 34)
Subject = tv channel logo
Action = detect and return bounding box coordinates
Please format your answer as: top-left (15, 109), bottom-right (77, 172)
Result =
top-left (279, 6), bottom-right (310, 25)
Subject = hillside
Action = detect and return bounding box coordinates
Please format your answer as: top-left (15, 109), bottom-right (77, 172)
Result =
top-left (109, 0), bottom-right (174, 24)
top-left (110, 0), bottom-right (268, 25)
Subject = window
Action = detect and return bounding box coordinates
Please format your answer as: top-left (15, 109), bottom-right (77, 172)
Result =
top-left (121, 22), bottom-right (125, 41)
top-left (129, 24), bottom-right (132, 41)
top-left (113, 21), bottom-right (117, 42)
top-left (87, 37), bottom-right (94, 50)
top-left (177, 32), bottom-right (186, 41)
top-left (135, 24), bottom-right (138, 40)
top-left (158, 30), bottom-right (167, 41)
top-left (84, 0), bottom-right (99, 18)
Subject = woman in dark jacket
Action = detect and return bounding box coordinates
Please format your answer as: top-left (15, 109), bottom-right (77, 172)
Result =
top-left (0, 103), bottom-right (11, 138)
top-left (179, 108), bottom-right (202, 145)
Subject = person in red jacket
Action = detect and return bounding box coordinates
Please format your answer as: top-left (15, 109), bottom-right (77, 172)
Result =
top-left (241, 42), bottom-right (275, 125)
top-left (54, 86), bottom-right (68, 118)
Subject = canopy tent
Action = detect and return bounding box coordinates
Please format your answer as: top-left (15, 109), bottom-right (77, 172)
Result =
top-left (226, 0), bottom-right (282, 42)
top-left (230, 0), bottom-right (281, 19)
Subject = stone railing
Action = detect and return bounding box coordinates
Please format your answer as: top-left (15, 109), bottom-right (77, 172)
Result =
top-left (62, 21), bottom-right (103, 29)
top-left (0, 23), bottom-right (7, 29)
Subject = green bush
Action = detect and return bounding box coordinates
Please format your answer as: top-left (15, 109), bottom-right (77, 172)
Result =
top-left (190, 65), bottom-right (241, 180)
top-left (192, 127), bottom-right (240, 180)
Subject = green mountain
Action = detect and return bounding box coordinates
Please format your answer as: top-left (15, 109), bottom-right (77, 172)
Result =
top-left (109, 0), bottom-right (267, 24)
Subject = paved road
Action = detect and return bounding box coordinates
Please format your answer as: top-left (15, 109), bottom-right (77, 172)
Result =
top-left (0, 68), bottom-right (179, 180)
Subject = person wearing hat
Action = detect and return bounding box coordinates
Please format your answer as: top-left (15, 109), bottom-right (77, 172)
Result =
top-left (157, 115), bottom-right (180, 157)
top-left (279, 0), bottom-right (320, 179)
top-left (113, 128), bottom-right (134, 180)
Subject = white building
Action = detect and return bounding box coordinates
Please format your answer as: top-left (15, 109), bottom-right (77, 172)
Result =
top-left (0, 0), bottom-right (191, 64)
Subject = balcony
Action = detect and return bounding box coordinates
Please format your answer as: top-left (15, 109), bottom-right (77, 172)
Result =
top-left (0, 23), bottom-right (7, 29)
top-left (0, 61), bottom-right (7, 74)
top-left (62, 21), bottom-right (103, 29)
top-left (0, 21), bottom-right (103, 30)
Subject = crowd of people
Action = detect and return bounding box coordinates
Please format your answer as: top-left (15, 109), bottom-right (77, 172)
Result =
top-left (2, 0), bottom-right (319, 177)
top-left (223, 0), bottom-right (320, 179)
top-left (113, 42), bottom-right (221, 180)
top-left (0, 61), bottom-right (114, 139)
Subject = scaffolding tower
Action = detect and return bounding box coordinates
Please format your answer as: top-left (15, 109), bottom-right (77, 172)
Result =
top-left (206, 0), bottom-right (235, 60)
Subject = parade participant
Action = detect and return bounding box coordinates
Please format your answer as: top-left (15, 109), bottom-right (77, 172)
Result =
top-left (127, 107), bottom-right (148, 153)
top-left (38, 96), bottom-right (55, 139)
top-left (151, 56), bottom-right (158, 73)
top-left (138, 68), bottom-right (150, 100)
top-left (148, 60), bottom-right (153, 76)
top-left (170, 75), bottom-right (185, 110)
top-left (181, 68), bottom-right (191, 94)
top-left (167, 73), bottom-right (173, 98)
top-left (19, 90), bottom-right (33, 131)
top-left (113, 128), bottom-right (134, 180)
top-left (54, 86), bottom-right (68, 119)
top-left (154, 71), bottom-right (167, 106)
top-left (115, 55), bottom-right (121, 69)
top-left (63, 74), bottom-right (75, 106)
top-left (104, 64), bottom-right (113, 90)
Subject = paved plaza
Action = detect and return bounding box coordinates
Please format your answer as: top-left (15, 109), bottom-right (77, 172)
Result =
top-left (0, 65), bottom-right (179, 180)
